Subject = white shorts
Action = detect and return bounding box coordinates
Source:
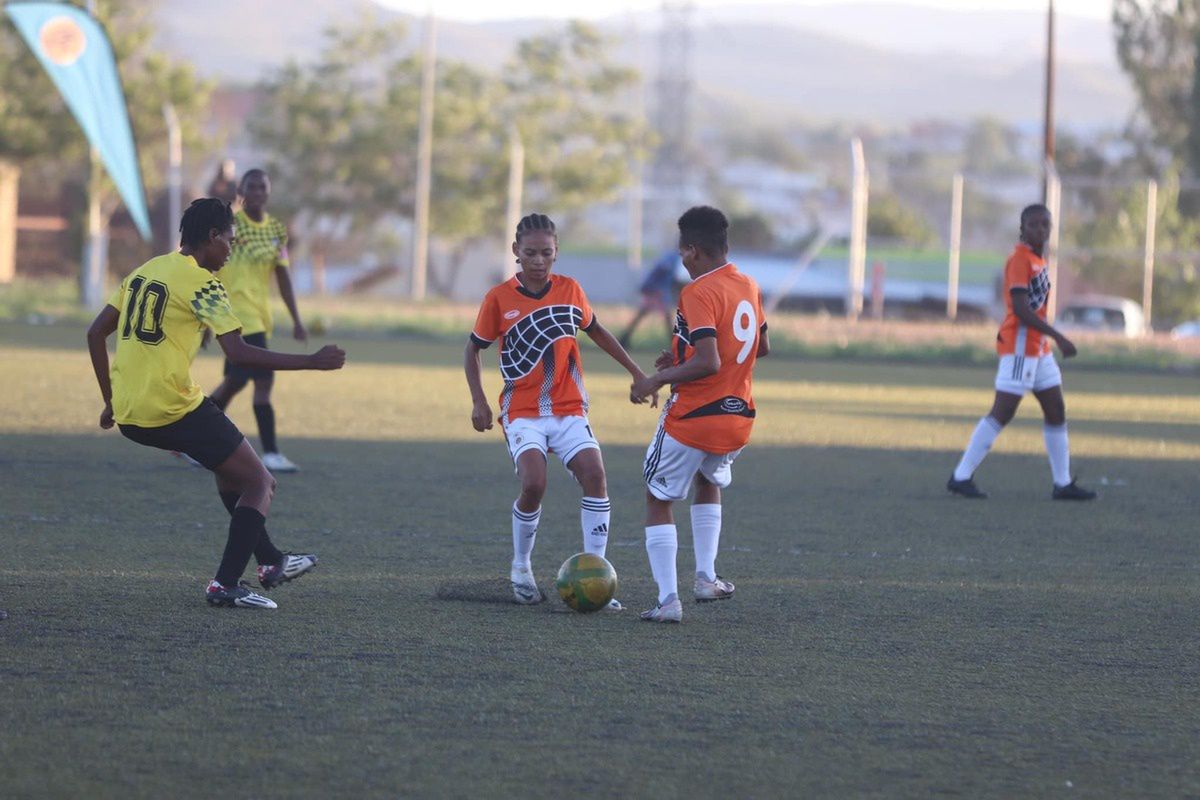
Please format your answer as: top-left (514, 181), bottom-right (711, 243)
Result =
top-left (643, 427), bottom-right (742, 502)
top-left (995, 353), bottom-right (1062, 395)
top-left (503, 415), bottom-right (600, 467)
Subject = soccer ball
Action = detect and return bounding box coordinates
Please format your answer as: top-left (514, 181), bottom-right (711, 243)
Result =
top-left (555, 553), bottom-right (617, 613)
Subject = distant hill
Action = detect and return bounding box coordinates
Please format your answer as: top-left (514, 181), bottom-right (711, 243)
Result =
top-left (153, 0), bottom-right (1134, 128)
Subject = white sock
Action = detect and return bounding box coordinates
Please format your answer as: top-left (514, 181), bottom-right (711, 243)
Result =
top-left (953, 416), bottom-right (1004, 481)
top-left (511, 503), bottom-right (540, 570)
top-left (644, 524), bottom-right (678, 604)
top-left (690, 504), bottom-right (722, 581)
top-left (580, 496), bottom-right (611, 557)
top-left (1044, 423), bottom-right (1071, 487)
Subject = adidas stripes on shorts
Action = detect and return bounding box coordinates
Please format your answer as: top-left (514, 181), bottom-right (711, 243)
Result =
top-left (995, 352), bottom-right (1062, 395)
top-left (643, 426), bottom-right (742, 502)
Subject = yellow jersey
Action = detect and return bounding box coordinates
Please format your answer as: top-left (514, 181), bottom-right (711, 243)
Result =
top-left (218, 209), bottom-right (289, 336)
top-left (107, 252), bottom-right (242, 427)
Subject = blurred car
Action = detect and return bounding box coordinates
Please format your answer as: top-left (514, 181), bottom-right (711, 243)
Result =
top-left (1170, 320), bottom-right (1200, 339)
top-left (1056, 295), bottom-right (1145, 338)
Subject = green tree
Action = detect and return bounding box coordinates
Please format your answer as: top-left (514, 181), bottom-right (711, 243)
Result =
top-left (868, 192), bottom-right (939, 248)
top-left (252, 17), bottom-right (643, 295)
top-left (1113, 0), bottom-right (1200, 168)
top-left (964, 117), bottom-right (1029, 176)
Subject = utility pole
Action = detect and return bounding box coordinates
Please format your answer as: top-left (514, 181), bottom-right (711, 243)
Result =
top-left (503, 125), bottom-right (525, 280)
top-left (1042, 0), bottom-right (1056, 202)
top-left (653, 2), bottom-right (695, 229)
top-left (410, 11), bottom-right (437, 301)
top-left (81, 0), bottom-right (105, 308)
top-left (163, 103), bottom-right (181, 247)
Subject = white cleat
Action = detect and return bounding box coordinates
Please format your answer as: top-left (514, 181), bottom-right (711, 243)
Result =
top-left (694, 573), bottom-right (735, 603)
top-left (640, 594), bottom-right (683, 623)
top-left (262, 452), bottom-right (299, 473)
top-left (603, 598), bottom-right (624, 612)
top-left (510, 566), bottom-right (544, 605)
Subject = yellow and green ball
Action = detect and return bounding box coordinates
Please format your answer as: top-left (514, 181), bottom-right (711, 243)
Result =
top-left (555, 553), bottom-right (617, 613)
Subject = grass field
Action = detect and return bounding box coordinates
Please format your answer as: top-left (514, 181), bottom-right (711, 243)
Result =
top-left (1, 321), bottom-right (1198, 798)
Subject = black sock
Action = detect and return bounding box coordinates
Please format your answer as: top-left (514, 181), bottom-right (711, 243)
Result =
top-left (218, 491), bottom-right (239, 516)
top-left (215, 507), bottom-right (266, 587)
top-left (253, 403), bottom-right (278, 453)
top-left (254, 530), bottom-right (284, 567)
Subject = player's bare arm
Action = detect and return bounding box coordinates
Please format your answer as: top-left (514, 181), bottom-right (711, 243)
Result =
top-left (583, 321), bottom-right (657, 407)
top-left (463, 339), bottom-right (493, 431)
top-left (1011, 287), bottom-right (1076, 357)
top-left (275, 265), bottom-right (307, 341)
top-left (86, 305), bottom-right (119, 429)
top-left (632, 336), bottom-right (720, 400)
top-left (217, 332), bottom-right (345, 371)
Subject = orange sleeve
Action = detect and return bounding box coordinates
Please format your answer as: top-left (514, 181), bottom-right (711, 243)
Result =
top-left (575, 282), bottom-right (596, 331)
top-left (470, 290), bottom-right (501, 348)
top-left (681, 284), bottom-right (719, 341)
top-left (1005, 251), bottom-right (1033, 293)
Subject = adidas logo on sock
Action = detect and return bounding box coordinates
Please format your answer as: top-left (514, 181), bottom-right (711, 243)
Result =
top-left (590, 523), bottom-right (608, 537)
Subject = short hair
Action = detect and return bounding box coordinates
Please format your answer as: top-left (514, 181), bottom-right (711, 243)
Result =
top-left (239, 168), bottom-right (269, 192)
top-left (515, 213), bottom-right (556, 243)
top-left (1020, 203), bottom-right (1051, 226)
top-left (179, 198), bottom-right (234, 248)
top-left (678, 205), bottom-right (729, 256)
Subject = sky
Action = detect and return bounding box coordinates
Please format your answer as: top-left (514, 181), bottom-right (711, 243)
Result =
top-left (379, 0), bottom-right (1110, 23)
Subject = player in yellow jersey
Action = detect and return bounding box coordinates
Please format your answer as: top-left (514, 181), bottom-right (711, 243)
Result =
top-left (86, 199), bottom-right (345, 609)
top-left (208, 169), bottom-right (307, 473)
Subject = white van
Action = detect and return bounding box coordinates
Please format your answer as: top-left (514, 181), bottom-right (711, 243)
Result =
top-left (1057, 295), bottom-right (1146, 338)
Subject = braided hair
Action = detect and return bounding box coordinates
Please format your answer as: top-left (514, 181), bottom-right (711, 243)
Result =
top-left (179, 198), bottom-right (234, 248)
top-left (515, 213), bottom-right (556, 243)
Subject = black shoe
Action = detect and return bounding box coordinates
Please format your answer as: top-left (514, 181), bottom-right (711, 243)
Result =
top-left (947, 475), bottom-right (988, 499)
top-left (206, 580), bottom-right (278, 609)
top-left (257, 553), bottom-right (318, 590)
top-left (1052, 480), bottom-right (1097, 501)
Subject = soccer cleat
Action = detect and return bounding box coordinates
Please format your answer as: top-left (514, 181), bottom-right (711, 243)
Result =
top-left (257, 553), bottom-right (318, 590)
top-left (171, 450), bottom-right (203, 468)
top-left (510, 566), bottom-right (544, 605)
top-left (262, 452), bottom-right (299, 473)
top-left (694, 574), bottom-right (735, 603)
top-left (205, 580), bottom-right (277, 609)
top-left (603, 598), bottom-right (624, 612)
top-left (947, 475), bottom-right (988, 499)
top-left (640, 594), bottom-right (683, 623)
top-left (1052, 479), bottom-right (1097, 501)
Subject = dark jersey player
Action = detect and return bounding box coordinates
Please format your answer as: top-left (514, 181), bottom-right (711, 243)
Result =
top-left (86, 199), bottom-right (345, 609)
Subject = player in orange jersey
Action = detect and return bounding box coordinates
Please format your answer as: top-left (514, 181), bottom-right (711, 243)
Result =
top-left (464, 213), bottom-right (656, 608)
top-left (947, 203), bottom-right (1096, 501)
top-left (631, 206), bottom-right (770, 623)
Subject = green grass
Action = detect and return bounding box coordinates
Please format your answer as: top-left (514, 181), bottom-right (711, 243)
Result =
top-left (1, 323), bottom-right (1198, 798)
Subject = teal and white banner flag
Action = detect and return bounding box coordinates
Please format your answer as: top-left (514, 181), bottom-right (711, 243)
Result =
top-left (5, 1), bottom-right (151, 239)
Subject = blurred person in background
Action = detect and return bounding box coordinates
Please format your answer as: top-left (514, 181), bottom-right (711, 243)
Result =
top-left (208, 169), bottom-right (308, 474)
top-left (947, 204), bottom-right (1096, 502)
top-left (206, 159), bottom-right (238, 206)
top-left (618, 249), bottom-right (682, 349)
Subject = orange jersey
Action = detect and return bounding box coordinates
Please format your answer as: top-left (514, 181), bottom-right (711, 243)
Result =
top-left (471, 275), bottom-right (596, 425)
top-left (996, 243), bottom-right (1052, 357)
top-left (664, 263), bottom-right (766, 453)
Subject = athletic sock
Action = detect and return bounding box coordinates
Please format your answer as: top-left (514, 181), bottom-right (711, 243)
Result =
top-left (215, 507), bottom-right (266, 587)
top-left (253, 403), bottom-right (278, 454)
top-left (512, 504), bottom-right (540, 570)
top-left (1044, 423), bottom-right (1071, 487)
top-left (690, 504), bottom-right (722, 581)
top-left (645, 524), bottom-right (678, 604)
top-left (580, 496), bottom-right (611, 558)
top-left (953, 416), bottom-right (1004, 481)
top-left (218, 490), bottom-right (239, 516)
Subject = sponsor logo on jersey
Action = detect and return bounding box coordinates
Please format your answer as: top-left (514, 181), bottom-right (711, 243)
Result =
top-left (504, 309), bottom-right (520, 319)
top-left (721, 397), bottom-right (747, 413)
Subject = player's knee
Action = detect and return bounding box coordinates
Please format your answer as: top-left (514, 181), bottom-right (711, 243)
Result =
top-left (989, 408), bottom-right (1014, 427)
top-left (520, 478), bottom-right (546, 504)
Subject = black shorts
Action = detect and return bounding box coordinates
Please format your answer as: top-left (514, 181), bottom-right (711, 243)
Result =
top-left (119, 398), bottom-right (245, 470)
top-left (224, 331), bottom-right (272, 381)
